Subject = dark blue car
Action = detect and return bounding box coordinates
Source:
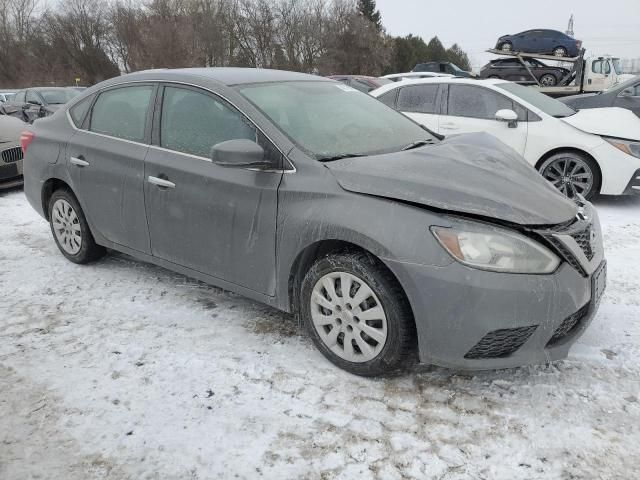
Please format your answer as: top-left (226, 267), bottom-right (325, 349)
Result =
top-left (496, 29), bottom-right (582, 57)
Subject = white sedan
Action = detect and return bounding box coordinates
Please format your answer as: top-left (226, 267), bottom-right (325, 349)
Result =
top-left (371, 78), bottom-right (640, 199)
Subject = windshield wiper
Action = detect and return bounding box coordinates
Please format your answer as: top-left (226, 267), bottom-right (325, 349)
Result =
top-left (402, 139), bottom-right (434, 151)
top-left (317, 153), bottom-right (366, 162)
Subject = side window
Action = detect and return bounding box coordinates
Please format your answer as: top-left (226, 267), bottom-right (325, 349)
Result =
top-left (160, 86), bottom-right (256, 158)
top-left (377, 91), bottom-right (397, 108)
top-left (604, 61), bottom-right (611, 75)
top-left (90, 85), bottom-right (153, 141)
top-left (14, 91), bottom-right (26, 103)
top-left (592, 60), bottom-right (603, 74)
top-left (69, 95), bottom-right (94, 128)
top-left (26, 91), bottom-right (42, 105)
top-left (634, 84), bottom-right (640, 96)
top-left (448, 85), bottom-right (512, 120)
top-left (396, 85), bottom-right (439, 114)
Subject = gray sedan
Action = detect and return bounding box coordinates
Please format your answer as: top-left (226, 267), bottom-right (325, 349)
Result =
top-left (22, 68), bottom-right (606, 376)
top-left (560, 76), bottom-right (640, 117)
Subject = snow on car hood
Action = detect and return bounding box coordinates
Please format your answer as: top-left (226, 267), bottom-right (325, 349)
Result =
top-left (326, 132), bottom-right (578, 226)
top-left (562, 107), bottom-right (640, 140)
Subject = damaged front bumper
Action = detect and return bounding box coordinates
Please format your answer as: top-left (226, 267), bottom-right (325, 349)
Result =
top-left (385, 203), bottom-right (606, 370)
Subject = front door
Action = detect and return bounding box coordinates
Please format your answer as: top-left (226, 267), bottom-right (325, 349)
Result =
top-left (143, 84), bottom-right (282, 295)
top-left (439, 84), bottom-right (528, 155)
top-left (66, 84), bottom-right (154, 253)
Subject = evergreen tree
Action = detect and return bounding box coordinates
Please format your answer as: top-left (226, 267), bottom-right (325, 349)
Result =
top-left (357, 0), bottom-right (382, 31)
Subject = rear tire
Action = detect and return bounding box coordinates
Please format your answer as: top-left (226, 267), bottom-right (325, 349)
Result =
top-left (300, 251), bottom-right (415, 376)
top-left (49, 189), bottom-right (106, 264)
top-left (553, 46), bottom-right (568, 57)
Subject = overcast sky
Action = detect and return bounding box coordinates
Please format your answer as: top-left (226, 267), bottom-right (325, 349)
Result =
top-left (374, 0), bottom-right (640, 71)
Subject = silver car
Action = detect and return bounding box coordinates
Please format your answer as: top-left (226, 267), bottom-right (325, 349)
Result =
top-left (0, 114), bottom-right (25, 189)
top-left (22, 68), bottom-right (606, 376)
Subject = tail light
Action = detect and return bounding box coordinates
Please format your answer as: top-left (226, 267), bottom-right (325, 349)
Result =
top-left (20, 130), bottom-right (34, 155)
top-left (576, 40), bottom-right (582, 49)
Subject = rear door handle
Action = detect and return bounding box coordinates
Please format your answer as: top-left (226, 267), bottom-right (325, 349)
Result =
top-left (148, 176), bottom-right (176, 189)
top-left (70, 156), bottom-right (89, 167)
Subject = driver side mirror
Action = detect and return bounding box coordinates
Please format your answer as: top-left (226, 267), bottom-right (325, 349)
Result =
top-left (619, 87), bottom-right (635, 98)
top-left (495, 109), bottom-right (518, 128)
top-left (210, 139), bottom-right (268, 169)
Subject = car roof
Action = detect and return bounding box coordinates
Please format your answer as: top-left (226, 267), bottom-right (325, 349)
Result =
top-left (370, 77), bottom-right (507, 96)
top-left (117, 67), bottom-right (327, 86)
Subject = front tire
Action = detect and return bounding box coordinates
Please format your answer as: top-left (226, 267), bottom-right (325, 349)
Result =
top-left (538, 152), bottom-right (601, 200)
top-left (300, 251), bottom-right (415, 376)
top-left (500, 42), bottom-right (513, 52)
top-left (49, 189), bottom-right (106, 264)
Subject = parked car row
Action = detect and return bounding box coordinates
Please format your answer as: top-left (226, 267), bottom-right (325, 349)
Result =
top-left (371, 77), bottom-right (640, 199)
top-left (20, 68), bottom-right (611, 377)
top-left (1, 87), bottom-right (80, 123)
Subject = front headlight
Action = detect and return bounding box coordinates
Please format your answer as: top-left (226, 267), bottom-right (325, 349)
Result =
top-left (603, 136), bottom-right (640, 159)
top-left (431, 223), bottom-right (560, 274)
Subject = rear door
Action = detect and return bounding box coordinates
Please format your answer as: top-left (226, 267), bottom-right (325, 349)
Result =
top-left (65, 84), bottom-right (154, 254)
top-left (396, 84), bottom-right (441, 132)
top-left (440, 84), bottom-right (528, 155)
top-left (143, 84), bottom-right (282, 295)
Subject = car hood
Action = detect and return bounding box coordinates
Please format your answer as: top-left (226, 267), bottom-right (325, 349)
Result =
top-left (325, 133), bottom-right (578, 226)
top-left (562, 107), bottom-right (640, 140)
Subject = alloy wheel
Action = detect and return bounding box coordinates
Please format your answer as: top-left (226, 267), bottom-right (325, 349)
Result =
top-left (500, 43), bottom-right (512, 52)
top-left (51, 198), bottom-right (83, 254)
top-left (540, 156), bottom-right (594, 198)
top-left (310, 271), bottom-right (388, 363)
top-left (540, 74), bottom-right (557, 86)
top-left (553, 47), bottom-right (567, 57)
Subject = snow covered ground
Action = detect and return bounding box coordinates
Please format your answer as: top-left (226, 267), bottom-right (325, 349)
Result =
top-left (1, 188), bottom-right (639, 479)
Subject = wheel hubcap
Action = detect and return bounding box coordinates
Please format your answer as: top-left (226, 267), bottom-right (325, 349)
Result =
top-left (51, 199), bottom-right (82, 254)
top-left (554, 48), bottom-right (566, 57)
top-left (541, 157), bottom-right (593, 198)
top-left (541, 75), bottom-right (555, 86)
top-left (310, 272), bottom-right (387, 363)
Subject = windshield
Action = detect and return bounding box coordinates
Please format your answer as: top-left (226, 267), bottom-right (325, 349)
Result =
top-left (238, 81), bottom-right (436, 159)
top-left (612, 59), bottom-right (623, 75)
top-left (607, 75), bottom-right (640, 92)
top-left (39, 89), bottom-right (79, 105)
top-left (496, 82), bottom-right (576, 118)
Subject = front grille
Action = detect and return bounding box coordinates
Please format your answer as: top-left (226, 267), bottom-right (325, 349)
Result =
top-left (540, 218), bottom-right (595, 277)
top-left (464, 325), bottom-right (538, 359)
top-left (571, 227), bottom-right (594, 261)
top-left (546, 305), bottom-right (589, 346)
top-left (1, 146), bottom-right (23, 164)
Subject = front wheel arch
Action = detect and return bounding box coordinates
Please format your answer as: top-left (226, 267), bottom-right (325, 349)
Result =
top-left (535, 148), bottom-right (602, 198)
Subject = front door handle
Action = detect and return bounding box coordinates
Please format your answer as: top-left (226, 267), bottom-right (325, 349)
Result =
top-left (70, 156), bottom-right (89, 167)
top-left (148, 175), bottom-right (176, 189)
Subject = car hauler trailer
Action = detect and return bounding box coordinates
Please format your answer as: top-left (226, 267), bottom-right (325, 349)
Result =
top-left (485, 48), bottom-right (627, 97)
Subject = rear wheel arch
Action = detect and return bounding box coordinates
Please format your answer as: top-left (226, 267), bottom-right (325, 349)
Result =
top-left (42, 178), bottom-right (74, 221)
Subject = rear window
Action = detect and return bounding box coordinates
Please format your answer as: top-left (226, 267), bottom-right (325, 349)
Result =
top-left (69, 95), bottom-right (94, 128)
top-left (90, 85), bottom-right (153, 141)
top-left (397, 85), bottom-right (439, 114)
